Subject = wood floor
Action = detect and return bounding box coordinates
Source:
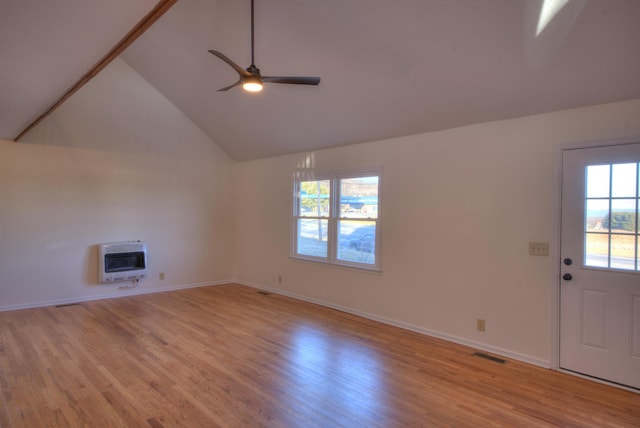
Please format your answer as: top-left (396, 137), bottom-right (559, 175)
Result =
top-left (0, 284), bottom-right (638, 427)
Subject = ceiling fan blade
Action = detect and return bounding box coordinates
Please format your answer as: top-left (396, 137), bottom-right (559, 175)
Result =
top-left (208, 50), bottom-right (251, 77)
top-left (263, 76), bottom-right (321, 86)
top-left (217, 80), bottom-right (243, 92)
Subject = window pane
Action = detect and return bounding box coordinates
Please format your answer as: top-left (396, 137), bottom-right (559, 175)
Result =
top-left (297, 219), bottom-right (328, 258)
top-left (293, 170), bottom-right (381, 271)
top-left (610, 234), bottom-right (635, 270)
top-left (337, 220), bottom-right (376, 265)
top-left (611, 163), bottom-right (637, 197)
top-left (584, 162), bottom-right (639, 272)
top-left (299, 180), bottom-right (330, 217)
top-left (585, 233), bottom-right (608, 267)
top-left (610, 199), bottom-right (636, 234)
top-left (340, 176), bottom-right (379, 219)
top-left (586, 165), bottom-right (610, 198)
top-left (586, 199), bottom-right (609, 232)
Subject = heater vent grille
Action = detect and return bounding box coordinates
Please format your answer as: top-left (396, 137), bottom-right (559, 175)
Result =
top-left (473, 352), bottom-right (507, 364)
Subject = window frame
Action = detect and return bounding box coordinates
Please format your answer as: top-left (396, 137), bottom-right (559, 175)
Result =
top-left (291, 167), bottom-right (382, 271)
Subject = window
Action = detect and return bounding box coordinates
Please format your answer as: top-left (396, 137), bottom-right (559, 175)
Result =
top-left (292, 169), bottom-right (381, 270)
top-left (584, 162), bottom-right (639, 271)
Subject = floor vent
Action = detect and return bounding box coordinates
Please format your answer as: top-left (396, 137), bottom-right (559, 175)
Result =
top-left (55, 303), bottom-right (80, 308)
top-left (473, 352), bottom-right (506, 364)
top-left (256, 291), bottom-right (272, 296)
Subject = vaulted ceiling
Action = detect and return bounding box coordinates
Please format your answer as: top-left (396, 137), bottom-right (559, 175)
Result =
top-left (3, 0), bottom-right (640, 161)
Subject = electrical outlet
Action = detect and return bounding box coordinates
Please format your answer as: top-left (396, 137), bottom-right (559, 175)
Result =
top-left (159, 272), bottom-right (165, 280)
top-left (528, 242), bottom-right (549, 256)
top-left (477, 319), bottom-right (486, 332)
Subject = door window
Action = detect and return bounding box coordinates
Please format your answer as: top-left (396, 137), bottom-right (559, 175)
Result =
top-left (584, 162), bottom-right (639, 271)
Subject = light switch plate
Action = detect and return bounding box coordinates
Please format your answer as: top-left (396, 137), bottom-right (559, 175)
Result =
top-left (529, 242), bottom-right (549, 256)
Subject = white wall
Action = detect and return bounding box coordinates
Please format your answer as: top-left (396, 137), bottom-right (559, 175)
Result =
top-left (0, 57), bottom-right (235, 309)
top-left (234, 98), bottom-right (640, 366)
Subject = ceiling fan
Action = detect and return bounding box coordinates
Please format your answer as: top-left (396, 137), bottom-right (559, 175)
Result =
top-left (208, 0), bottom-right (321, 92)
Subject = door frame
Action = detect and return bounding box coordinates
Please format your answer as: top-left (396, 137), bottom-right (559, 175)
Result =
top-left (552, 137), bottom-right (640, 392)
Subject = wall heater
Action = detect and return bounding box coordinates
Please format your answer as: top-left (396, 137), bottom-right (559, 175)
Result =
top-left (98, 241), bottom-right (147, 283)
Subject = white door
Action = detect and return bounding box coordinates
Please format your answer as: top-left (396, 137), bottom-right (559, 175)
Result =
top-left (560, 142), bottom-right (640, 390)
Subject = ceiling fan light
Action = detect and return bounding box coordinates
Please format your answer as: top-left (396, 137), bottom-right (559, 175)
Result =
top-left (243, 79), bottom-right (263, 92)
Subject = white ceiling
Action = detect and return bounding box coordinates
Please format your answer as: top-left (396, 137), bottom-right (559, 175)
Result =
top-left (3, 0), bottom-right (640, 161)
top-left (0, 0), bottom-right (160, 141)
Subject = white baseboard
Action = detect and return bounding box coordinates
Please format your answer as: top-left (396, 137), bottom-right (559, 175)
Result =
top-left (237, 280), bottom-right (550, 369)
top-left (0, 280), bottom-right (231, 312)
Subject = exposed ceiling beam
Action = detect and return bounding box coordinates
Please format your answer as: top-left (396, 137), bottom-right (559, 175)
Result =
top-left (14, 0), bottom-right (178, 142)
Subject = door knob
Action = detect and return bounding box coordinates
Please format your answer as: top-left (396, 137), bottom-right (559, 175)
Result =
top-left (562, 273), bottom-right (573, 281)
top-left (563, 258), bottom-right (573, 266)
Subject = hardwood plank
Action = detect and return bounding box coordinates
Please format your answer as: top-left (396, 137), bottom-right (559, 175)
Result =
top-left (0, 284), bottom-right (638, 427)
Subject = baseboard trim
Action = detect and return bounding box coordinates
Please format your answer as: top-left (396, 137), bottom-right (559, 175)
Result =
top-left (0, 280), bottom-right (231, 312)
top-left (237, 280), bottom-right (550, 369)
